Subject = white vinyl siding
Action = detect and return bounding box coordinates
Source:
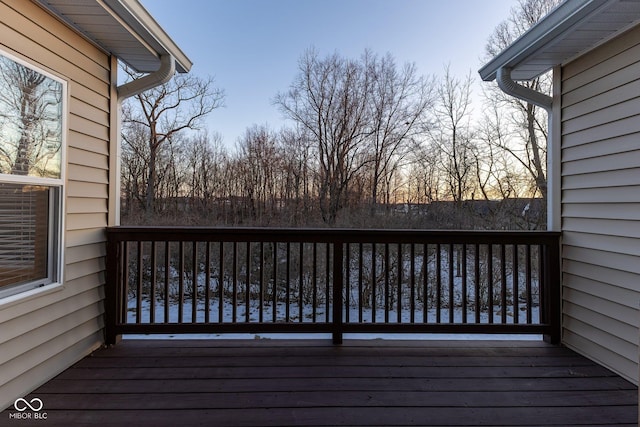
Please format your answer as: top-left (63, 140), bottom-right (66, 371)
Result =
top-left (0, 0), bottom-right (111, 410)
top-left (561, 24), bottom-right (640, 384)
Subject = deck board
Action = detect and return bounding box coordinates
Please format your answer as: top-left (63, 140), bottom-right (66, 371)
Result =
top-left (3, 339), bottom-right (637, 426)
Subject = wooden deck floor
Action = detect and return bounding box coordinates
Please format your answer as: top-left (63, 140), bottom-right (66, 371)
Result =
top-left (4, 339), bottom-right (637, 426)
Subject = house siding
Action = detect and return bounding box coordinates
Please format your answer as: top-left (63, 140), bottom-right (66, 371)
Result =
top-left (561, 24), bottom-right (640, 384)
top-left (0, 0), bottom-right (110, 410)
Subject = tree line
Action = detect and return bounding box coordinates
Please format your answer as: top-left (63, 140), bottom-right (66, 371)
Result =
top-left (120, 0), bottom-right (559, 230)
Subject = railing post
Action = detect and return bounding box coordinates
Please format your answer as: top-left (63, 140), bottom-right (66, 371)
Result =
top-left (104, 230), bottom-right (122, 345)
top-left (332, 242), bottom-right (344, 344)
top-left (543, 236), bottom-right (561, 344)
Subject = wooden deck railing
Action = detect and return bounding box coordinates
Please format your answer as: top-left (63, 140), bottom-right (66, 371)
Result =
top-left (105, 227), bottom-right (561, 344)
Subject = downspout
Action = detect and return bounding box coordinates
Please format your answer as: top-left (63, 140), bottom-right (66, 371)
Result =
top-left (496, 67), bottom-right (552, 112)
top-left (113, 54), bottom-right (176, 225)
top-left (496, 67), bottom-right (559, 232)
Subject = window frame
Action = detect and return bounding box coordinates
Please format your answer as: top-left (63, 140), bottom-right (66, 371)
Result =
top-left (0, 48), bottom-right (66, 300)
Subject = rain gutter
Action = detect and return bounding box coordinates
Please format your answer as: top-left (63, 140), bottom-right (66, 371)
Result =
top-left (496, 67), bottom-right (551, 114)
top-left (117, 54), bottom-right (176, 100)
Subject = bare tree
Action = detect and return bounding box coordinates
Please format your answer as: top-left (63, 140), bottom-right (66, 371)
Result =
top-left (407, 142), bottom-right (443, 206)
top-left (235, 124), bottom-right (281, 224)
top-left (483, 0), bottom-right (562, 199)
top-left (155, 133), bottom-right (189, 214)
top-left (366, 53), bottom-right (435, 209)
top-left (429, 66), bottom-right (476, 207)
top-left (474, 102), bottom-right (543, 229)
top-left (122, 69), bottom-right (224, 217)
top-left (185, 132), bottom-right (226, 218)
top-left (121, 117), bottom-right (150, 217)
top-left (275, 49), bottom-right (372, 224)
top-left (278, 127), bottom-right (315, 225)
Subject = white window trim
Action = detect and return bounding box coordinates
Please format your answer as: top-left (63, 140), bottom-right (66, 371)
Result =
top-left (0, 47), bottom-right (67, 301)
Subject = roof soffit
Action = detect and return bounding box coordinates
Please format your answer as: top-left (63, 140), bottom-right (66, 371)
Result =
top-left (479, 0), bottom-right (640, 81)
top-left (33, 0), bottom-right (191, 73)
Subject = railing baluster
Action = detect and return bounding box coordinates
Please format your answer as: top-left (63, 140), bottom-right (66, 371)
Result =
top-left (246, 241), bottom-right (251, 323)
top-left (312, 243), bottom-right (317, 322)
top-left (150, 242), bottom-right (156, 324)
top-left (232, 242), bottom-right (238, 323)
top-left (423, 243), bottom-right (428, 323)
top-left (410, 244), bottom-right (415, 324)
top-left (218, 241), bottom-right (224, 323)
top-left (136, 241), bottom-right (142, 324)
top-left (462, 243), bottom-right (467, 324)
top-left (259, 242), bottom-right (264, 323)
top-left (384, 243), bottom-right (390, 324)
top-left (488, 244), bottom-right (494, 324)
top-left (358, 243), bottom-right (363, 323)
top-left (538, 244), bottom-right (545, 326)
top-left (496, 245), bottom-right (507, 323)
top-left (474, 244), bottom-right (480, 324)
top-left (299, 242), bottom-right (304, 323)
top-left (345, 243), bottom-right (350, 323)
top-left (448, 244), bottom-right (454, 324)
top-left (372, 243), bottom-right (377, 324)
top-left (205, 242), bottom-right (211, 323)
top-left (397, 244), bottom-right (402, 324)
top-left (325, 243), bottom-right (330, 323)
top-left (286, 242), bottom-right (291, 322)
top-left (164, 242), bottom-right (169, 323)
top-left (273, 242), bottom-right (278, 323)
top-left (513, 244), bottom-right (519, 324)
top-left (526, 244), bottom-right (532, 324)
top-left (501, 244), bottom-right (507, 324)
top-left (192, 241), bottom-right (198, 324)
top-left (178, 242), bottom-right (184, 324)
top-left (436, 243), bottom-right (441, 324)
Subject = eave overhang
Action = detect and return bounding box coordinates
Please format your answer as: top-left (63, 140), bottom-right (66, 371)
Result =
top-left (33, 0), bottom-right (192, 73)
top-left (479, 0), bottom-right (640, 82)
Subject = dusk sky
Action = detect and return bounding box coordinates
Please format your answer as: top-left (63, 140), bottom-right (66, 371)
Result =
top-left (140, 0), bottom-right (519, 146)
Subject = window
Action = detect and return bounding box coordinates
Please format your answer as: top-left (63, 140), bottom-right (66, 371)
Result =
top-left (0, 50), bottom-right (65, 298)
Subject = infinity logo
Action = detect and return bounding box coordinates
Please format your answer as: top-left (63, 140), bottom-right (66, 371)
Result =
top-left (14, 398), bottom-right (43, 412)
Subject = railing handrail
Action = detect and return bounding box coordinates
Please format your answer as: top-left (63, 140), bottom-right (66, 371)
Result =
top-left (107, 226), bottom-right (560, 244)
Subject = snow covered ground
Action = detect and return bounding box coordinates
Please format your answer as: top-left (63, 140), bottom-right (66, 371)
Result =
top-left (123, 243), bottom-right (544, 341)
top-left (124, 296), bottom-right (542, 341)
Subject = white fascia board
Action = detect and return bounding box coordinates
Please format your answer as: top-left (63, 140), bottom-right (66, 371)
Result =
top-left (478, 0), bottom-right (608, 82)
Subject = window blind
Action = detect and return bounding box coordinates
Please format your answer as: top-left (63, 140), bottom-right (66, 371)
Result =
top-left (0, 183), bottom-right (49, 288)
